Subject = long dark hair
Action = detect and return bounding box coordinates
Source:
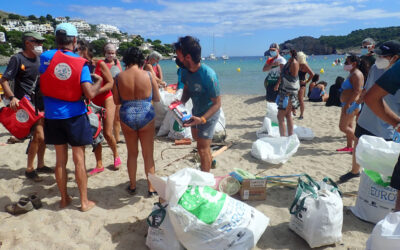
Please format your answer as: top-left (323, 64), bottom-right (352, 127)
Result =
top-left (346, 53), bottom-right (367, 77)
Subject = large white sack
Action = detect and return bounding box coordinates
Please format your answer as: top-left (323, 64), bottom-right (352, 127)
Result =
top-left (256, 117), bottom-right (280, 138)
top-left (294, 126), bottom-right (314, 141)
top-left (154, 89), bottom-right (184, 128)
top-left (146, 203), bottom-right (184, 250)
top-left (266, 102), bottom-right (279, 124)
top-left (167, 117), bottom-right (192, 140)
top-left (157, 110), bottom-right (174, 136)
top-left (289, 177), bottom-right (343, 248)
top-left (350, 171), bottom-right (397, 224)
top-left (214, 108), bottom-right (225, 134)
top-left (251, 134), bottom-right (300, 164)
top-left (366, 212), bottom-right (400, 250)
top-left (356, 135), bottom-right (400, 178)
top-left (148, 168), bottom-right (270, 250)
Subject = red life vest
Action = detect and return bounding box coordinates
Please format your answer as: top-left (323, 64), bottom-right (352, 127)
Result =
top-left (40, 50), bottom-right (87, 102)
top-left (0, 97), bottom-right (44, 139)
top-left (153, 64), bottom-right (160, 78)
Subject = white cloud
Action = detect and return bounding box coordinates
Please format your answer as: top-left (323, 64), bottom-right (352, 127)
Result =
top-left (68, 0), bottom-right (400, 37)
top-left (121, 0), bottom-right (133, 3)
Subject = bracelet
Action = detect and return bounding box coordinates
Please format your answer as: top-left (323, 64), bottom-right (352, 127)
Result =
top-left (200, 116), bottom-right (207, 124)
top-left (394, 123), bottom-right (400, 131)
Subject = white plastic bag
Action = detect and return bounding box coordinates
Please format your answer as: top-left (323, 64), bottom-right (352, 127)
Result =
top-left (157, 110), bottom-right (174, 136)
top-left (289, 175), bottom-right (343, 248)
top-left (148, 168), bottom-right (270, 250)
top-left (294, 126), bottom-right (314, 141)
top-left (350, 171), bottom-right (397, 224)
top-left (256, 117), bottom-right (280, 138)
top-left (356, 135), bottom-right (400, 178)
top-left (167, 117), bottom-right (192, 140)
top-left (251, 134), bottom-right (300, 164)
top-left (266, 102), bottom-right (279, 124)
top-left (214, 108), bottom-right (226, 134)
top-left (146, 203), bottom-right (184, 250)
top-left (366, 212), bottom-right (400, 250)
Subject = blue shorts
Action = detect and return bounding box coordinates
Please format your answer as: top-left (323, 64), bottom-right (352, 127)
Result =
top-left (44, 114), bottom-right (93, 146)
top-left (195, 109), bottom-right (221, 139)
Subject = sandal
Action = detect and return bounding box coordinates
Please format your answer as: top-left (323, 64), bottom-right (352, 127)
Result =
top-left (5, 197), bottom-right (34, 215)
top-left (114, 157), bottom-right (122, 170)
top-left (25, 170), bottom-right (42, 182)
top-left (7, 136), bottom-right (24, 144)
top-left (148, 191), bottom-right (158, 197)
top-left (29, 195), bottom-right (42, 209)
top-left (127, 186), bottom-right (136, 195)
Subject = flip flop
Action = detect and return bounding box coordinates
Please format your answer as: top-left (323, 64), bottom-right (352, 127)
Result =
top-left (114, 157), bottom-right (122, 170)
top-left (127, 186), bottom-right (136, 195)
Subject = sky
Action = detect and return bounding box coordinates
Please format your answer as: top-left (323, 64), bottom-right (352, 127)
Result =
top-left (2, 0), bottom-right (400, 56)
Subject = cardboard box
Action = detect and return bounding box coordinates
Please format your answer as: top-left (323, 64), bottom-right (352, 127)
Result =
top-left (240, 179), bottom-right (267, 201)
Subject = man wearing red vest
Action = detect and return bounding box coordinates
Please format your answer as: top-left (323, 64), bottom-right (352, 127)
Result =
top-left (0, 31), bottom-right (50, 182)
top-left (40, 23), bottom-right (101, 212)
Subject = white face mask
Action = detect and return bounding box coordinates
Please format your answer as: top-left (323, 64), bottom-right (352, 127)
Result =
top-left (33, 45), bottom-right (43, 56)
top-left (375, 56), bottom-right (391, 69)
top-left (105, 52), bottom-right (115, 61)
top-left (343, 64), bottom-right (353, 71)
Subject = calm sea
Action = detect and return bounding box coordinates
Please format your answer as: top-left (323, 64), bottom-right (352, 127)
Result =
top-left (0, 54), bottom-right (348, 95)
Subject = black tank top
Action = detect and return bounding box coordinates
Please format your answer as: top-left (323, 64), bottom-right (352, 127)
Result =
top-left (298, 70), bottom-right (307, 81)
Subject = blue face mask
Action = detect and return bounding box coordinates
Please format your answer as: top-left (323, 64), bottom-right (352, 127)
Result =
top-left (270, 50), bottom-right (277, 57)
top-left (360, 48), bottom-right (368, 56)
top-left (152, 63), bottom-right (157, 67)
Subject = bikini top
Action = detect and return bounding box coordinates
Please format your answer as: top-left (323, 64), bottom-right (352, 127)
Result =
top-left (341, 78), bottom-right (353, 91)
top-left (115, 71), bottom-right (153, 103)
top-left (298, 70), bottom-right (307, 81)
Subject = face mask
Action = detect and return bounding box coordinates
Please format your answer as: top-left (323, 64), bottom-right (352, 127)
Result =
top-left (360, 48), bottom-right (368, 56)
top-left (175, 58), bottom-right (185, 69)
top-left (33, 46), bottom-right (43, 56)
top-left (270, 50), bottom-right (277, 57)
top-left (152, 63), bottom-right (157, 67)
top-left (343, 64), bottom-right (353, 71)
top-left (375, 57), bottom-right (391, 69)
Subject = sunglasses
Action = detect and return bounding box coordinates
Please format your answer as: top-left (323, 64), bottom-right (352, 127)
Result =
top-left (29, 39), bottom-right (43, 44)
top-left (361, 45), bottom-right (372, 49)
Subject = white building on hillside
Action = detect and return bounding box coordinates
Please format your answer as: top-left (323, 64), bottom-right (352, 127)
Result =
top-left (69, 19), bottom-right (91, 32)
top-left (139, 42), bottom-right (153, 51)
top-left (55, 17), bottom-right (67, 23)
top-left (97, 24), bottom-right (120, 34)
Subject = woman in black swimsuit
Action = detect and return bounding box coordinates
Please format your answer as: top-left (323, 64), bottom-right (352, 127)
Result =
top-left (297, 52), bottom-right (314, 119)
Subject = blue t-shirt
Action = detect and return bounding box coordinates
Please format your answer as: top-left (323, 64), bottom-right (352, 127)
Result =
top-left (376, 60), bottom-right (400, 95)
top-left (357, 64), bottom-right (400, 139)
top-left (177, 68), bottom-right (184, 90)
top-left (181, 64), bottom-right (220, 116)
top-left (40, 49), bottom-right (92, 119)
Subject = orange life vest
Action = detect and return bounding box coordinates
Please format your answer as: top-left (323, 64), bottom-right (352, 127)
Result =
top-left (40, 50), bottom-right (87, 102)
top-left (0, 97), bottom-right (44, 139)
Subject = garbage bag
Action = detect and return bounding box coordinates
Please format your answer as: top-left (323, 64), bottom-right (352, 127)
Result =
top-left (251, 134), bottom-right (300, 164)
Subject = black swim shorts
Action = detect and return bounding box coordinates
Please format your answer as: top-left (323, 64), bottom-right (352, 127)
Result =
top-left (44, 113), bottom-right (93, 146)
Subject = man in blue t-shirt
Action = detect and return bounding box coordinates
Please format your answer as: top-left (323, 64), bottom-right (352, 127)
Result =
top-left (364, 49), bottom-right (400, 212)
top-left (40, 23), bottom-right (101, 212)
top-left (174, 36), bottom-right (221, 172)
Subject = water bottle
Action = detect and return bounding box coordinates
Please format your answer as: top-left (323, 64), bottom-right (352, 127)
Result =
top-left (393, 130), bottom-right (400, 143)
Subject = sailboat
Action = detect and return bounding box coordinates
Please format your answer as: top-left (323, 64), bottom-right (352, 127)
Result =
top-left (221, 54), bottom-right (229, 60)
top-left (208, 34), bottom-right (217, 60)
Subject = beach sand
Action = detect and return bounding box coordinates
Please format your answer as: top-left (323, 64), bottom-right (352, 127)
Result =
top-left (0, 95), bottom-right (374, 249)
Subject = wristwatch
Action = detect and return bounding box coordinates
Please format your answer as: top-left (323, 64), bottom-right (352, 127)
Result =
top-left (8, 96), bottom-right (15, 101)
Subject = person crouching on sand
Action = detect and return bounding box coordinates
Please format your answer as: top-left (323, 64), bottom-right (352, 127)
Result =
top-left (39, 23), bottom-right (101, 212)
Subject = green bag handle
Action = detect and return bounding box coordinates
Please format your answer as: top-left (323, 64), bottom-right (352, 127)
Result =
top-left (289, 178), bottom-right (318, 215)
top-left (323, 177), bottom-right (342, 197)
top-left (303, 174), bottom-right (321, 190)
top-left (147, 202), bottom-right (168, 228)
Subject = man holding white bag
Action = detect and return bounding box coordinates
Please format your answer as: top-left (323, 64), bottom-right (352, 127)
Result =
top-left (364, 40), bottom-right (400, 212)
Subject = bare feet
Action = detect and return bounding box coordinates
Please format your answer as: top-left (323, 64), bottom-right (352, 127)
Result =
top-left (59, 196), bottom-right (72, 209)
top-left (80, 200), bottom-right (96, 212)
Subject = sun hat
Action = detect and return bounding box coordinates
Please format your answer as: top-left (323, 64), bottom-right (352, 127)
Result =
top-left (23, 31), bottom-right (45, 41)
top-left (55, 23), bottom-right (78, 37)
top-left (374, 40), bottom-right (400, 56)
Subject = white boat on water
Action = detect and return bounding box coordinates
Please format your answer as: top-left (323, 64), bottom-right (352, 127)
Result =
top-left (221, 54), bottom-right (229, 60)
top-left (208, 53), bottom-right (217, 60)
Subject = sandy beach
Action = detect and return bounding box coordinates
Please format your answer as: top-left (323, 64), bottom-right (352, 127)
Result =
top-left (0, 94), bottom-right (374, 249)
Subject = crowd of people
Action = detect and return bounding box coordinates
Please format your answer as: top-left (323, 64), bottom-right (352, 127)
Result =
top-left (262, 37), bottom-right (400, 212)
top-left (0, 24), bottom-right (221, 213)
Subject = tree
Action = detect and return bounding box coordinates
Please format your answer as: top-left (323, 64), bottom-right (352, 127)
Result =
top-left (6, 30), bottom-right (23, 49)
top-left (43, 34), bottom-right (55, 51)
top-left (146, 38), bottom-right (152, 43)
top-left (46, 14), bottom-right (53, 21)
top-left (28, 15), bottom-right (37, 21)
top-left (118, 42), bottom-right (136, 55)
top-left (39, 16), bottom-right (47, 24)
top-left (152, 39), bottom-right (162, 45)
top-left (8, 14), bottom-right (21, 20)
top-left (66, 16), bottom-right (70, 21)
top-left (90, 38), bottom-right (108, 57)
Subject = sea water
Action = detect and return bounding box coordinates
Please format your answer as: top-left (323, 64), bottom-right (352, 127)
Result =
top-left (0, 54), bottom-right (348, 95)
